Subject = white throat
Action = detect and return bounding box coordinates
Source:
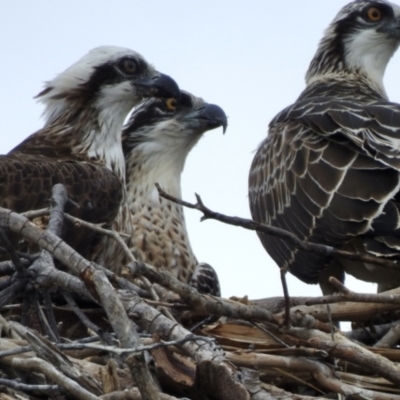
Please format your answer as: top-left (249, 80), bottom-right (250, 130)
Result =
top-left (126, 143), bottom-right (184, 208)
top-left (343, 29), bottom-right (399, 98)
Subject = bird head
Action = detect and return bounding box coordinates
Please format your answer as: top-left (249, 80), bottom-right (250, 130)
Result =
top-left (306, 0), bottom-right (400, 96)
top-left (123, 90), bottom-right (227, 163)
top-left (122, 90), bottom-right (227, 195)
top-left (36, 45), bottom-right (180, 126)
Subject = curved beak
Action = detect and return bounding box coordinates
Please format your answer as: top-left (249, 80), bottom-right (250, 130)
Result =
top-left (135, 73), bottom-right (181, 102)
top-left (189, 103), bottom-right (228, 134)
top-left (377, 17), bottom-right (400, 40)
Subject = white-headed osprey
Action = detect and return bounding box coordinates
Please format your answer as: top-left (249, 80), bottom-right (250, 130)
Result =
top-left (2, 46), bottom-right (180, 261)
top-left (122, 91), bottom-right (227, 295)
top-left (249, 0), bottom-right (400, 293)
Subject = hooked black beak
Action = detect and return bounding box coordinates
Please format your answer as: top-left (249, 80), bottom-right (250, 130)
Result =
top-left (135, 73), bottom-right (181, 102)
top-left (195, 103), bottom-right (228, 134)
top-left (377, 18), bottom-right (400, 40)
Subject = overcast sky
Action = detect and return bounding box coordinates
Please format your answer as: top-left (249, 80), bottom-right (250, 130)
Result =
top-left (2, 1), bottom-right (399, 302)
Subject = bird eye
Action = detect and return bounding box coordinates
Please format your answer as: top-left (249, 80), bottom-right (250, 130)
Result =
top-left (165, 98), bottom-right (177, 111)
top-left (366, 7), bottom-right (382, 22)
top-left (119, 58), bottom-right (137, 75)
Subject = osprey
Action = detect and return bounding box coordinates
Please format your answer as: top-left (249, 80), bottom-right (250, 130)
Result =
top-left (248, 0), bottom-right (400, 293)
top-left (2, 46), bottom-right (180, 261)
top-left (122, 91), bottom-right (227, 295)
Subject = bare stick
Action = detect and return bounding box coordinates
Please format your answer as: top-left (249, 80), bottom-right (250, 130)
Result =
top-left (10, 357), bottom-right (98, 400)
top-left (252, 322), bottom-right (290, 348)
top-left (48, 184), bottom-right (68, 237)
top-left (280, 268), bottom-right (290, 328)
top-left (307, 277), bottom-right (400, 306)
top-left (131, 261), bottom-right (278, 324)
top-left (0, 378), bottom-right (59, 395)
top-left (0, 228), bottom-right (25, 274)
top-left (0, 279), bottom-right (29, 309)
top-left (42, 290), bottom-right (60, 343)
top-left (63, 291), bottom-right (114, 345)
top-left (156, 184), bottom-right (399, 270)
top-left (49, 335), bottom-right (215, 356)
top-left (90, 270), bottom-right (161, 400)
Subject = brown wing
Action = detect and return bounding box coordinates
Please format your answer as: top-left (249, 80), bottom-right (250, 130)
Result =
top-left (0, 153), bottom-right (123, 259)
top-left (249, 98), bottom-right (400, 284)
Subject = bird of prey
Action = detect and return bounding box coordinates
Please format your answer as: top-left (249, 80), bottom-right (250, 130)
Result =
top-left (249, 0), bottom-right (400, 293)
top-left (2, 46), bottom-right (180, 263)
top-left (122, 91), bottom-right (227, 295)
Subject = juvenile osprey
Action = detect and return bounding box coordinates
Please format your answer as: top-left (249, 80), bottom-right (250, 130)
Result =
top-left (123, 91), bottom-right (227, 295)
top-left (2, 46), bottom-right (180, 262)
top-left (249, 0), bottom-right (400, 293)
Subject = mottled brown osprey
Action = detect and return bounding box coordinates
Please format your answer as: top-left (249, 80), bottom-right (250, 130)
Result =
top-left (2, 46), bottom-right (180, 262)
top-left (122, 91), bottom-right (227, 295)
top-left (249, 0), bottom-right (400, 293)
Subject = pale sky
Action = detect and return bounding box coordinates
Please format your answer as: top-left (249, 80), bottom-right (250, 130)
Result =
top-left (3, 1), bottom-right (398, 301)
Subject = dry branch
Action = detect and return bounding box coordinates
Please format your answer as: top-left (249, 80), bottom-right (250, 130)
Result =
top-left (156, 185), bottom-right (400, 270)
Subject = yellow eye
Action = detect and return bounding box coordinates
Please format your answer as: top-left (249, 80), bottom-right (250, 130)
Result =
top-left (165, 98), bottom-right (177, 111)
top-left (120, 59), bottom-right (137, 74)
top-left (366, 7), bottom-right (382, 22)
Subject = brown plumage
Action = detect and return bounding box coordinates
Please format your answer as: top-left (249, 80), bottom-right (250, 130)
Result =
top-left (1, 46), bottom-right (180, 265)
top-left (249, 1), bottom-right (400, 293)
top-left (122, 91), bottom-right (227, 295)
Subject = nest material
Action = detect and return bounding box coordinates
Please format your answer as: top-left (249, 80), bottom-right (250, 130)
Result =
top-left (1, 185), bottom-right (400, 400)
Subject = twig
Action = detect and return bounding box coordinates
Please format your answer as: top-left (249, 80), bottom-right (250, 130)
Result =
top-left (48, 184), bottom-right (68, 237)
top-left (0, 345), bottom-right (32, 359)
top-left (0, 227), bottom-right (25, 274)
top-left (10, 321), bottom-right (102, 395)
top-left (32, 290), bottom-right (59, 343)
top-left (190, 315), bottom-right (215, 333)
top-left (9, 357), bottom-right (99, 400)
top-left (0, 378), bottom-right (59, 394)
top-left (280, 267), bottom-right (290, 328)
top-left (0, 278), bottom-right (29, 309)
top-left (156, 185), bottom-right (399, 270)
top-left (120, 290), bottom-right (225, 364)
top-left (307, 277), bottom-right (400, 306)
top-left (50, 335), bottom-right (215, 356)
top-left (63, 209), bottom-right (176, 321)
top-left (326, 305), bottom-right (335, 341)
top-left (131, 261), bottom-right (278, 324)
top-left (0, 247), bottom-right (38, 261)
top-left (63, 291), bottom-right (115, 345)
top-left (43, 290), bottom-right (60, 343)
top-left (22, 207), bottom-right (49, 219)
top-left (252, 322), bottom-right (290, 348)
